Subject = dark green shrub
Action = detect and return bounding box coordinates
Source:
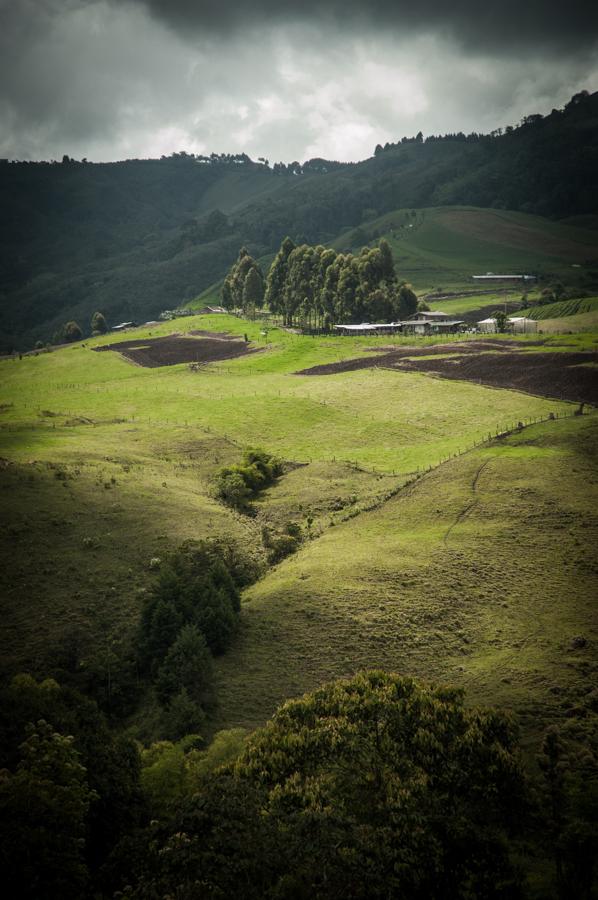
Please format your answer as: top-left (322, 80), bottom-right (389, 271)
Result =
top-left (215, 448), bottom-right (283, 510)
top-left (215, 470), bottom-right (251, 509)
top-left (155, 625), bottom-right (212, 707)
top-left (63, 321), bottom-right (83, 343)
top-left (266, 533), bottom-right (299, 564)
top-left (139, 539), bottom-right (243, 667)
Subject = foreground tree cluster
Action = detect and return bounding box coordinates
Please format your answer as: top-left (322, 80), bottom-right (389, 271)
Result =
top-left (223, 238), bottom-right (418, 328)
top-left (1, 670), bottom-right (596, 898)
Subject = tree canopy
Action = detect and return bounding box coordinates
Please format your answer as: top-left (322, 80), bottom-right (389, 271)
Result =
top-left (124, 671), bottom-right (528, 899)
top-left (240, 236), bottom-right (416, 328)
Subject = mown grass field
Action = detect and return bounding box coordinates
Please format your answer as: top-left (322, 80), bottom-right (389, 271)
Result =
top-left (0, 313), bottom-right (595, 750)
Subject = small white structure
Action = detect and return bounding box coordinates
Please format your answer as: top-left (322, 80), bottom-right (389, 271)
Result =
top-left (472, 274), bottom-right (537, 283)
top-left (477, 317), bottom-right (499, 333)
top-left (508, 317), bottom-right (538, 334)
top-left (197, 305), bottom-right (227, 314)
top-left (476, 316), bottom-right (538, 334)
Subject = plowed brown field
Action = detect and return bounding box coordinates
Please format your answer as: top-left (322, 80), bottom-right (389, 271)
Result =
top-left (297, 340), bottom-right (598, 404)
top-left (93, 332), bottom-right (257, 368)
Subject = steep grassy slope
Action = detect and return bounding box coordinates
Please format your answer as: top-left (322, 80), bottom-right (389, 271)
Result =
top-left (526, 296), bottom-right (598, 319)
top-left (214, 414), bottom-right (598, 756)
top-left (0, 314), bottom-right (576, 690)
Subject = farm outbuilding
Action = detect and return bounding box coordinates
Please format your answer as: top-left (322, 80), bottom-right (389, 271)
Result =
top-left (472, 274), bottom-right (537, 283)
top-left (334, 310), bottom-right (465, 336)
top-left (403, 312), bottom-right (465, 334)
top-left (508, 317), bottom-right (538, 333)
top-left (477, 317), bottom-right (499, 333)
top-left (334, 322), bottom-right (402, 335)
top-left (476, 317), bottom-right (538, 334)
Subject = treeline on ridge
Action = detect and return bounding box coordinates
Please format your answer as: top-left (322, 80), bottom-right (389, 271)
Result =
top-left (223, 238), bottom-right (418, 327)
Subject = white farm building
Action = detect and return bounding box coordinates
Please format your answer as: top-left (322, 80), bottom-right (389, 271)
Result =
top-left (477, 316), bottom-right (538, 334)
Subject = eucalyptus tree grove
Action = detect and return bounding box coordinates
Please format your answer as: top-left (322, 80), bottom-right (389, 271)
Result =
top-left (223, 238), bottom-right (417, 328)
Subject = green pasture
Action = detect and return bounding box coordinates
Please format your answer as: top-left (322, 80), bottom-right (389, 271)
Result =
top-left (214, 414), bottom-right (598, 756)
top-left (0, 314), bottom-right (572, 475)
top-left (537, 310), bottom-right (598, 334)
top-left (0, 312), bottom-right (591, 724)
top-left (431, 292), bottom-right (532, 316)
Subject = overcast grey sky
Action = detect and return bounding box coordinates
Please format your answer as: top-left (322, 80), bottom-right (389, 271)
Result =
top-left (1, 0), bottom-right (597, 163)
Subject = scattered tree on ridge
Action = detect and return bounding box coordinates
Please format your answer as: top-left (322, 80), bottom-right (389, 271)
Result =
top-left (90, 311), bottom-right (108, 334)
top-left (61, 322), bottom-right (83, 344)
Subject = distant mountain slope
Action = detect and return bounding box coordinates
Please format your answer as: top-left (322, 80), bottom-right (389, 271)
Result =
top-left (338, 206), bottom-right (598, 290)
top-left (1, 90), bottom-right (597, 350)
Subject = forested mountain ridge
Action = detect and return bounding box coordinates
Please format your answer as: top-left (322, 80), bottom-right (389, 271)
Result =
top-left (1, 90), bottom-right (597, 351)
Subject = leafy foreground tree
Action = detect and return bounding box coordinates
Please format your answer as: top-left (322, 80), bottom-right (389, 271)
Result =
top-left (122, 672), bottom-right (527, 899)
top-left (0, 675), bottom-right (143, 898)
top-left (0, 719), bottom-right (95, 900)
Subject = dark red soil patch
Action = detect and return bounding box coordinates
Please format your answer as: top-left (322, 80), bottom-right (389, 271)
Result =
top-left (296, 340), bottom-right (598, 404)
top-left (93, 334), bottom-right (258, 368)
top-left (396, 352), bottom-right (598, 404)
top-left (296, 340), bottom-right (539, 376)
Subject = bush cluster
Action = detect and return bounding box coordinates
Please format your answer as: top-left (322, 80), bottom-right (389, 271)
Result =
top-left (261, 522), bottom-right (303, 564)
top-left (216, 448), bottom-right (283, 511)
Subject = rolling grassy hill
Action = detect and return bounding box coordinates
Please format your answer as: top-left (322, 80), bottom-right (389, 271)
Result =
top-left (193, 206), bottom-right (598, 321)
top-left (339, 206), bottom-right (598, 293)
top-left (537, 310), bottom-right (598, 333)
top-left (213, 414), bottom-right (598, 760)
top-left (525, 296), bottom-right (598, 319)
top-left (0, 314), bottom-right (581, 700)
top-left (1, 311), bottom-right (596, 759)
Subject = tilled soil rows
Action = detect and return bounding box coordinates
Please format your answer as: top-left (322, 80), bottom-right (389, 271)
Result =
top-left (297, 340), bottom-right (598, 404)
top-left (93, 334), bottom-right (257, 368)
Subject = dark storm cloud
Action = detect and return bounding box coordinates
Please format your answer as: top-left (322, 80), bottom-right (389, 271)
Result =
top-left (138, 0), bottom-right (598, 50)
top-left (0, 0), bottom-right (596, 162)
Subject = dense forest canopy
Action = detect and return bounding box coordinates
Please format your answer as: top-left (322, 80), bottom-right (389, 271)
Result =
top-left (1, 90), bottom-right (597, 350)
